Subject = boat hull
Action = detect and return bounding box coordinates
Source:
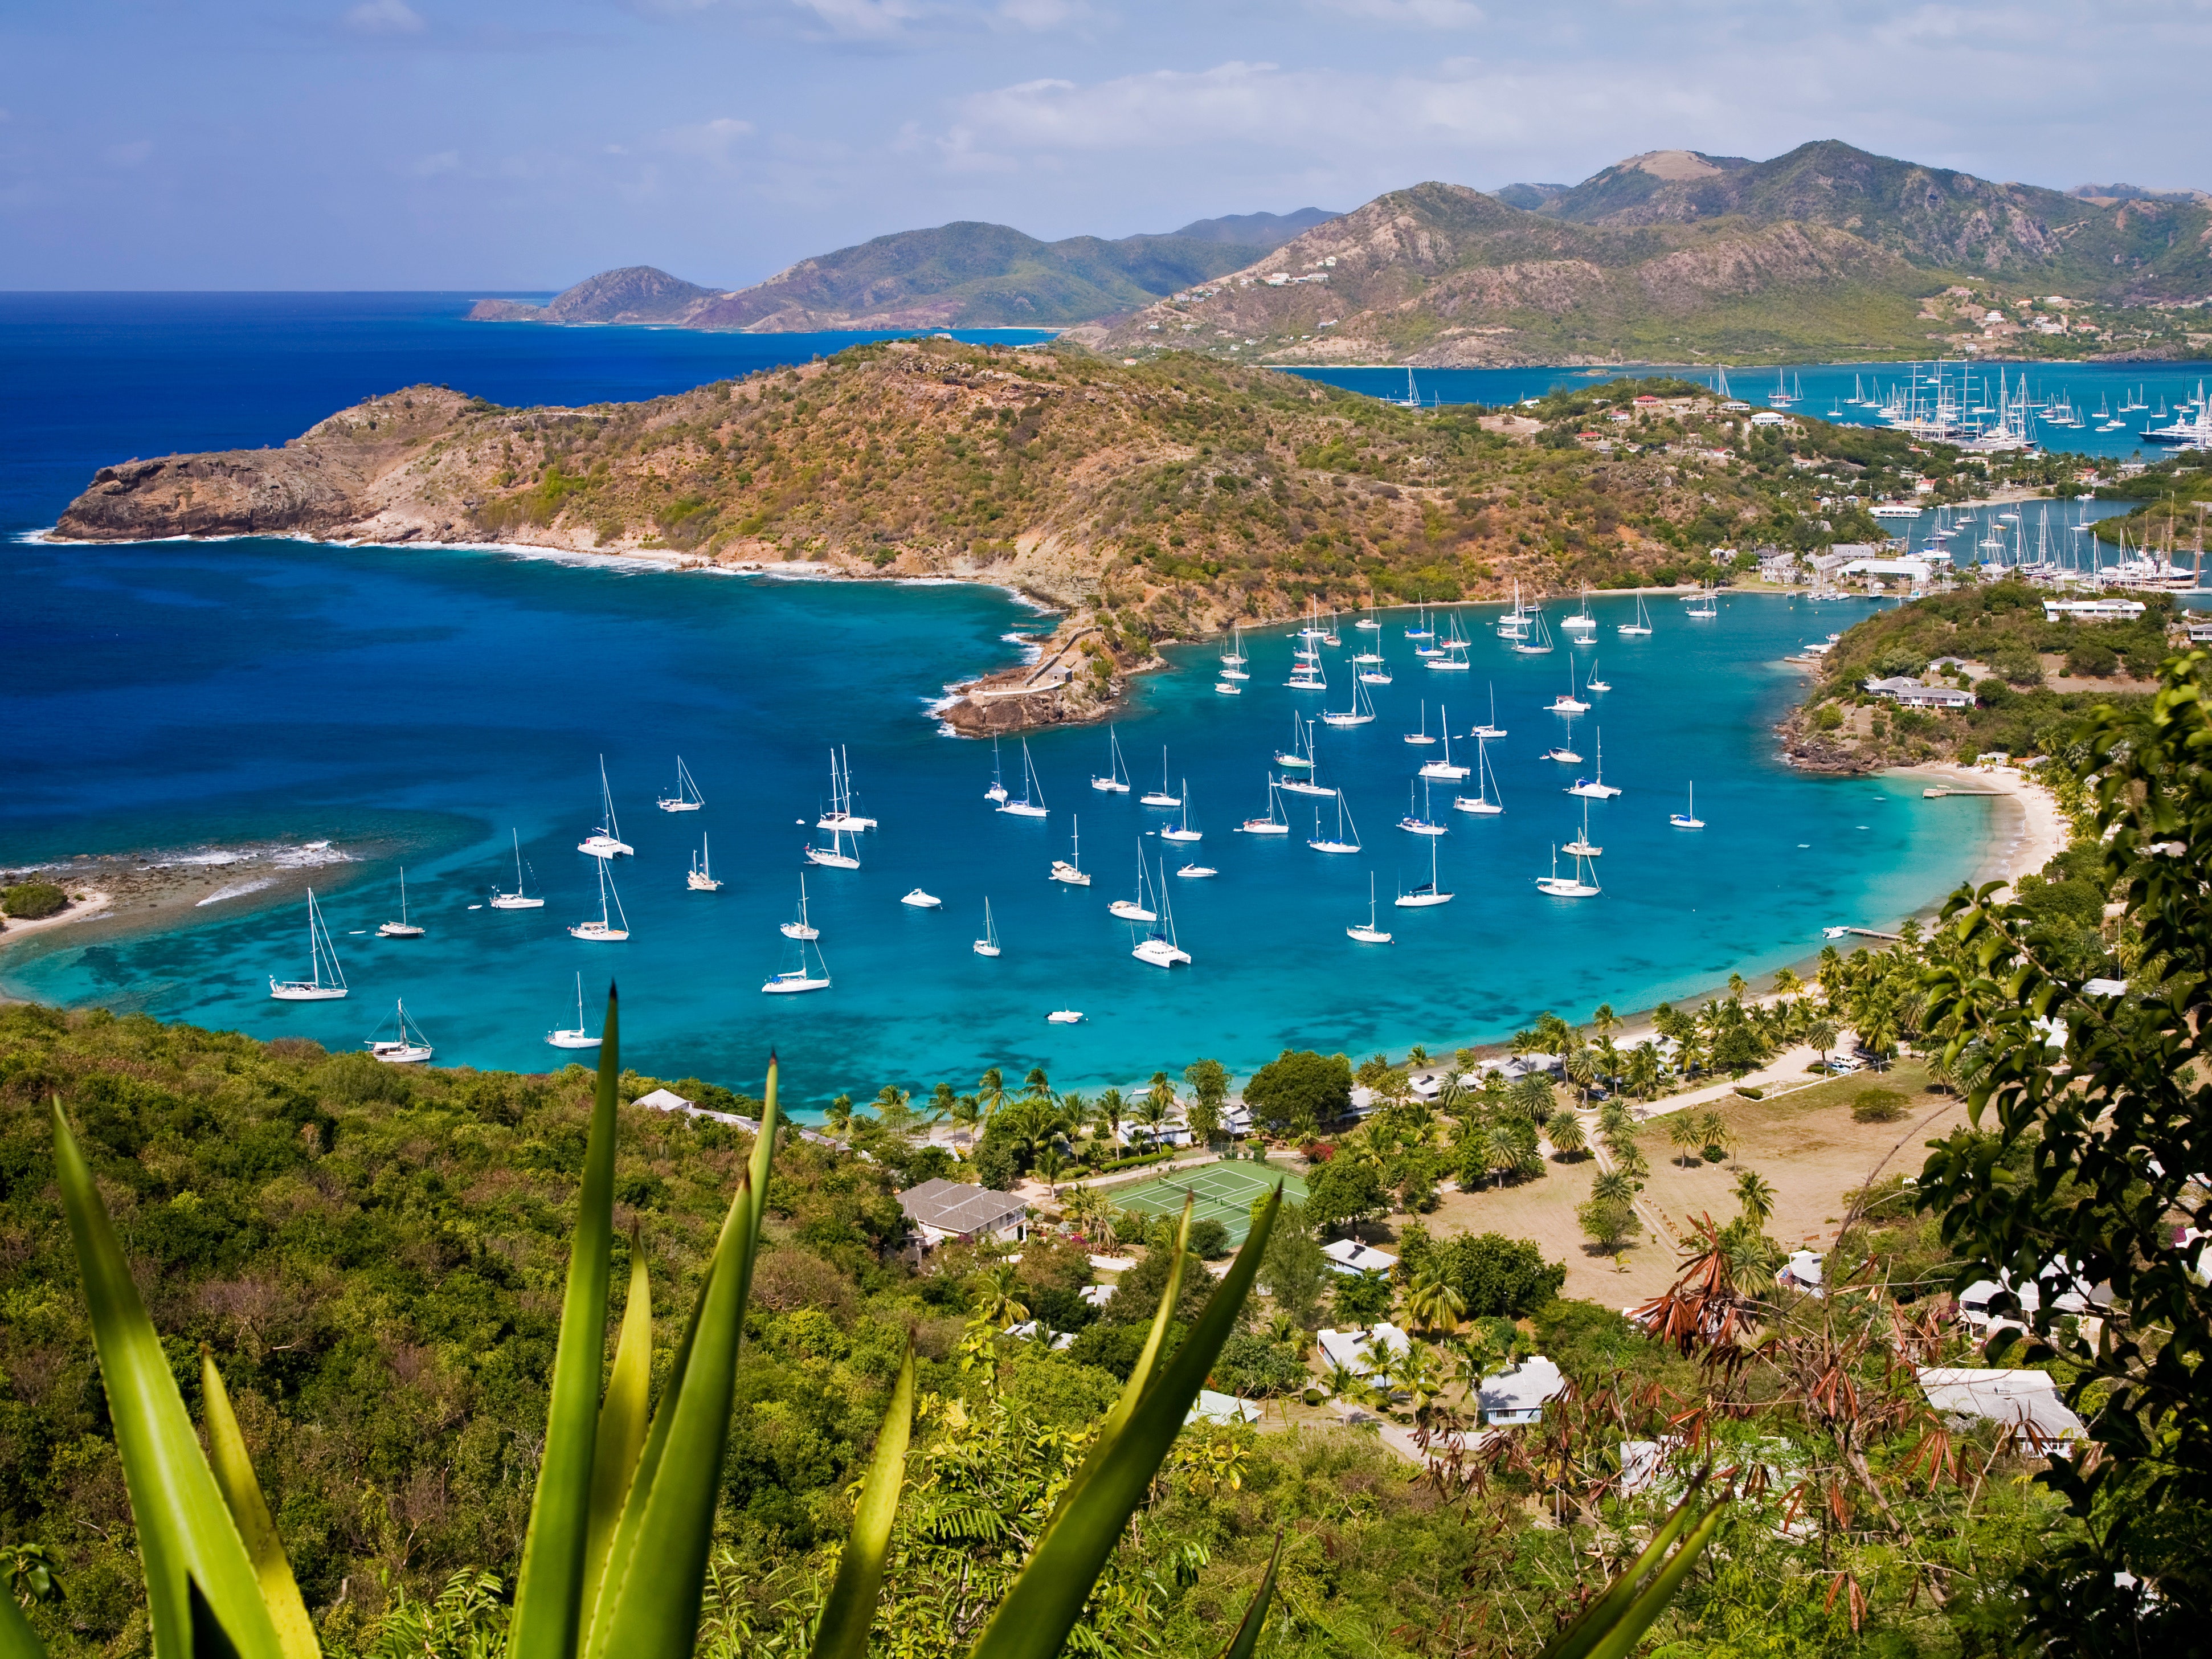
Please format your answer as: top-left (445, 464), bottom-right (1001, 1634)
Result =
top-left (546, 1031), bottom-right (602, 1049)
top-left (488, 894), bottom-right (545, 909)
top-left (269, 981), bottom-right (347, 1001)
top-left (569, 924), bottom-right (630, 941)
top-left (761, 975), bottom-right (831, 994)
top-left (805, 848), bottom-right (861, 868)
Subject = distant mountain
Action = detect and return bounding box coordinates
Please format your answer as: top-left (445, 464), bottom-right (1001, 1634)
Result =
top-left (2070, 182), bottom-right (2210, 205)
top-left (467, 265), bottom-right (723, 325)
top-left (1164, 209), bottom-right (1340, 247)
top-left (1490, 183), bottom-right (1569, 211)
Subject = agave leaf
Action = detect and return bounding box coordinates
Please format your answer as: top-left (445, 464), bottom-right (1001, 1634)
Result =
top-left (1575, 1501), bottom-right (1724, 1659)
top-left (967, 1187), bottom-right (1281, 1659)
top-left (808, 1348), bottom-right (915, 1659)
top-left (50, 1104), bottom-right (285, 1659)
top-left (508, 987), bottom-right (623, 1659)
top-left (201, 1354), bottom-right (319, 1659)
top-left (1215, 1531), bottom-right (1283, 1659)
top-left (584, 1059), bottom-right (781, 1659)
top-left (0, 1576), bottom-right (48, 1659)
top-left (580, 1228), bottom-right (653, 1625)
top-left (1536, 1491), bottom-right (1722, 1659)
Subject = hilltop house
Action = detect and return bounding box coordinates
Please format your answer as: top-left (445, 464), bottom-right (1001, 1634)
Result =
top-left (1477, 1356), bottom-right (1566, 1425)
top-left (1864, 676), bottom-right (1977, 710)
top-left (899, 1177), bottom-right (1029, 1247)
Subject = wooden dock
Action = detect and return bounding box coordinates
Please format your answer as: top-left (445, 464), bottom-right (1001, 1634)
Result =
top-left (1923, 786), bottom-right (2005, 799)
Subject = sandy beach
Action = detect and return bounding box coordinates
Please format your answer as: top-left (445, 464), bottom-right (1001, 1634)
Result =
top-left (1890, 759), bottom-right (2072, 894)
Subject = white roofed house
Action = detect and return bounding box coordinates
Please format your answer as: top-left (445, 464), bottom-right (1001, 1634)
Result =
top-left (1916, 1368), bottom-right (2085, 1445)
top-left (1477, 1356), bottom-right (1565, 1425)
top-left (1316, 1322), bottom-right (1410, 1379)
top-left (1320, 1239), bottom-right (1399, 1276)
top-left (898, 1177), bottom-right (1029, 1247)
top-left (1864, 676), bottom-right (1977, 710)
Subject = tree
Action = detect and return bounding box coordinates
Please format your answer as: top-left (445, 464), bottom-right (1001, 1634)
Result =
top-left (1257, 1200), bottom-right (1330, 1330)
top-left (1508, 1073), bottom-right (1556, 1125)
top-left (1430, 1232), bottom-right (1565, 1318)
top-left (978, 1065), bottom-right (1007, 1122)
top-left (1665, 1114), bottom-right (1702, 1166)
top-left (1305, 1157), bottom-right (1386, 1236)
top-left (1696, 1110), bottom-right (1732, 1162)
top-left (1562, 1046), bottom-right (1600, 1106)
top-left (1402, 1271), bottom-right (1466, 1338)
top-left (1331, 1268), bottom-right (1394, 1326)
top-left (969, 1261), bottom-right (1030, 1327)
top-left (1626, 1041), bottom-right (1664, 1101)
top-left (1590, 1002), bottom-right (1618, 1041)
top-left (1033, 1144), bottom-right (1065, 1194)
top-left (1023, 1065), bottom-right (1052, 1100)
top-left (1093, 1086), bottom-right (1126, 1145)
top-left (1183, 1057), bottom-right (1229, 1144)
top-left (1806, 1016), bottom-right (1839, 1070)
top-left (1856, 998), bottom-right (1900, 1071)
top-left (1132, 1081), bottom-right (1172, 1149)
top-left (1591, 1170), bottom-right (1636, 1206)
top-left (1546, 1110), bottom-right (1588, 1159)
top-left (1577, 1196), bottom-right (1637, 1253)
top-left (1772, 966), bottom-right (1804, 999)
top-left (1244, 1048), bottom-right (1352, 1137)
top-left (946, 1092), bottom-right (982, 1149)
top-left (1733, 1167), bottom-right (1776, 1227)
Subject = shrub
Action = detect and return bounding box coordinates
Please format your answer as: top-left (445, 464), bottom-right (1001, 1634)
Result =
top-left (1, 881), bottom-right (68, 920)
top-left (1577, 1196), bottom-right (1638, 1252)
top-left (1212, 1334), bottom-right (1307, 1396)
top-left (1813, 704), bottom-right (1845, 733)
top-left (1851, 1088), bottom-right (1908, 1122)
top-left (1733, 1085), bottom-right (1764, 1100)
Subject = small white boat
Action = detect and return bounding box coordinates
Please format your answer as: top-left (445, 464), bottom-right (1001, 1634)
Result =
top-left (1617, 595), bottom-right (1654, 638)
top-left (687, 836), bottom-right (723, 892)
top-left (570, 857), bottom-right (631, 942)
top-left (1140, 746), bottom-right (1181, 808)
top-left (974, 898), bottom-right (1001, 957)
top-left (1307, 794), bottom-right (1361, 855)
top-left (818, 748), bottom-right (877, 832)
top-left (1277, 713), bottom-right (1316, 769)
top-left (1670, 781), bottom-right (1706, 830)
top-left (1131, 869), bottom-right (1192, 967)
top-left (1358, 663), bottom-right (1393, 685)
top-left (1405, 700), bottom-right (1437, 746)
top-left (1535, 844), bottom-right (1601, 898)
top-left (1237, 775), bottom-right (1293, 835)
top-left (1220, 625), bottom-right (1248, 667)
top-left (1395, 835), bottom-right (1453, 908)
top-left (1586, 661), bottom-right (1612, 693)
top-left (1356, 606), bottom-right (1381, 632)
top-left (489, 828), bottom-right (546, 909)
top-left (1347, 873), bottom-right (1393, 943)
top-left (579, 757), bottom-right (635, 859)
top-left (546, 971), bottom-right (603, 1049)
top-left (1567, 732), bottom-right (1624, 799)
top-left (1563, 800), bottom-right (1603, 858)
top-left (985, 735), bottom-right (1009, 805)
top-left (781, 875), bottom-right (820, 939)
top-left (1047, 1008), bottom-right (1085, 1024)
top-left (999, 739), bottom-right (1049, 818)
top-left (1093, 727), bottom-right (1132, 793)
top-left (762, 940), bottom-right (832, 995)
top-left (1176, 861), bottom-right (1217, 878)
top-left (656, 755), bottom-right (705, 813)
top-left (365, 999), bottom-right (434, 1065)
top-left (1404, 599), bottom-right (1434, 641)
top-left (1512, 612), bottom-right (1556, 656)
top-left (1471, 684), bottom-right (1508, 740)
top-left (1549, 659), bottom-right (1589, 715)
top-left (901, 888), bottom-right (943, 909)
top-left (1398, 779), bottom-right (1446, 836)
top-left (1160, 781), bottom-right (1203, 843)
top-left (1049, 816), bottom-right (1092, 885)
top-left (806, 825), bottom-right (861, 869)
top-left (1109, 845), bottom-right (1158, 922)
top-left (1561, 587), bottom-right (1597, 636)
top-left (1321, 675), bottom-right (1376, 727)
top-left (1683, 587), bottom-right (1718, 620)
top-left (1542, 745), bottom-right (1582, 764)
top-left (377, 868), bottom-right (425, 938)
top-left (269, 889), bottom-right (348, 1000)
top-left (1418, 713), bottom-right (1470, 782)
top-left (1453, 737), bottom-right (1504, 815)
top-left (1215, 680), bottom-right (1242, 696)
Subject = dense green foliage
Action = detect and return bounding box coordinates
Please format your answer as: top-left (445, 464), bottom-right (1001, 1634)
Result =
top-left (0, 882), bottom-right (68, 921)
top-left (1240, 1051), bottom-right (1350, 1139)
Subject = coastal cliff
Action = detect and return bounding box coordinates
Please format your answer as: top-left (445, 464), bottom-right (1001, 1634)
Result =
top-left (54, 340), bottom-right (1919, 731)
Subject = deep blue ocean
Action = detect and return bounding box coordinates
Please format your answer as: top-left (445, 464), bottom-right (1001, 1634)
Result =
top-left (0, 293), bottom-right (2056, 1105)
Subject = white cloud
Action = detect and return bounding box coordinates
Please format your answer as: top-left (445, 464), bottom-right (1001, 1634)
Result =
top-left (343, 0), bottom-right (427, 34)
top-left (656, 116), bottom-right (758, 165)
top-left (1307, 0), bottom-right (1485, 26)
top-left (787, 0), bottom-right (935, 39)
top-left (994, 0), bottom-right (1094, 28)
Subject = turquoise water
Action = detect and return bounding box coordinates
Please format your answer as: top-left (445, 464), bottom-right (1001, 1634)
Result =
top-left (1, 536), bottom-right (1988, 1102)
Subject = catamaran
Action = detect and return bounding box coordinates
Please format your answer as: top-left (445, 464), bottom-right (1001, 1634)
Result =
top-left (985, 736), bottom-right (1009, 805)
top-left (579, 757), bottom-right (634, 859)
top-left (1237, 775), bottom-right (1292, 835)
top-left (1670, 782), bottom-right (1706, 830)
top-left (570, 857), bottom-right (631, 941)
top-left (1535, 844), bottom-right (1601, 898)
top-left (819, 747), bottom-right (877, 831)
top-left (1307, 794), bottom-right (1361, 854)
top-left (656, 755), bottom-right (705, 812)
top-left (1110, 847), bottom-right (1158, 921)
top-left (762, 939), bottom-right (831, 994)
top-left (781, 875), bottom-right (820, 939)
top-left (1347, 873), bottom-right (1393, 943)
top-left (1395, 835), bottom-right (1453, 907)
top-left (1322, 674), bottom-right (1376, 726)
top-left (365, 1000), bottom-right (434, 1065)
top-left (1567, 732), bottom-right (1623, 798)
top-left (377, 868), bottom-right (425, 938)
top-left (974, 899), bottom-right (1002, 958)
top-left (1092, 728), bottom-right (1133, 793)
top-left (1160, 782), bottom-right (1203, 843)
top-left (687, 836), bottom-right (723, 892)
top-left (269, 890), bottom-right (348, 1000)
top-left (1405, 700), bottom-right (1438, 746)
top-left (1049, 816), bottom-right (1091, 885)
top-left (1549, 659), bottom-right (1589, 714)
top-left (1140, 747), bottom-right (1181, 808)
top-left (1399, 779), bottom-right (1446, 836)
top-left (1617, 595), bottom-right (1654, 638)
top-left (1471, 685), bottom-right (1508, 739)
top-left (1453, 737), bottom-right (1504, 815)
top-left (805, 824), bottom-right (861, 869)
top-left (489, 830), bottom-right (545, 909)
top-left (546, 972), bottom-right (602, 1049)
top-left (1000, 740), bottom-right (1050, 818)
top-left (1563, 799), bottom-right (1603, 858)
top-left (1418, 712), bottom-right (1470, 782)
top-left (1131, 865), bottom-right (1192, 967)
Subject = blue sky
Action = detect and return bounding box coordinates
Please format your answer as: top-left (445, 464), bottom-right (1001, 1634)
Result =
top-left (5, 0), bottom-right (2211, 289)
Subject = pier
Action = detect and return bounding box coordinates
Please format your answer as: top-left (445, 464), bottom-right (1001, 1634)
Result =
top-left (1923, 786), bottom-right (2006, 799)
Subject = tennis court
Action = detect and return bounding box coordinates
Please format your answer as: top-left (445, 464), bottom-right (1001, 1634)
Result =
top-left (1105, 1159), bottom-right (1308, 1245)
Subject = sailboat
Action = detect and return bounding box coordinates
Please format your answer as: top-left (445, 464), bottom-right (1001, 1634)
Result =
top-left (819, 747), bottom-right (876, 831)
top-left (1307, 794), bottom-right (1361, 854)
top-left (1322, 673), bottom-right (1376, 726)
top-left (1471, 685), bottom-right (1507, 740)
top-left (1617, 595), bottom-right (1654, 637)
top-left (269, 890), bottom-right (348, 1000)
top-left (1453, 737), bottom-right (1504, 815)
top-left (1140, 748), bottom-right (1181, 808)
top-left (1277, 713), bottom-right (1318, 769)
top-left (1426, 608), bottom-right (1473, 671)
top-left (1561, 587), bottom-right (1597, 636)
top-left (1347, 873), bottom-right (1393, 943)
top-left (781, 875), bottom-right (820, 939)
top-left (999, 740), bottom-right (1049, 818)
top-left (1356, 604), bottom-right (1381, 633)
top-left (1418, 712), bottom-right (1469, 781)
top-left (1160, 782), bottom-right (1203, 843)
top-left (546, 972), bottom-right (603, 1049)
top-left (1092, 727), bottom-right (1133, 792)
top-left (1221, 624), bottom-right (1248, 668)
top-left (656, 756), bottom-right (705, 812)
top-left (1215, 678), bottom-right (1242, 697)
top-left (1670, 782), bottom-right (1706, 830)
top-left (687, 836), bottom-right (723, 892)
top-left (1683, 587), bottom-right (1718, 620)
top-left (761, 939), bottom-right (832, 994)
top-left (985, 736), bottom-right (1009, 804)
top-left (1398, 779), bottom-right (1446, 836)
top-left (1549, 659), bottom-right (1589, 714)
top-left (1512, 612), bottom-right (1556, 655)
top-left (1109, 847), bottom-right (1158, 921)
top-left (1542, 742), bottom-right (1583, 763)
top-left (1585, 661), bottom-right (1612, 693)
top-left (1535, 844), bottom-right (1601, 898)
top-left (1404, 599), bottom-right (1434, 641)
top-left (1563, 800), bottom-right (1603, 858)
top-left (1567, 732), bottom-right (1622, 798)
top-left (1049, 816), bottom-right (1091, 885)
top-left (1404, 701), bottom-right (1438, 746)
top-left (578, 757), bottom-right (634, 859)
top-left (377, 868), bottom-right (425, 938)
top-left (1131, 863), bottom-right (1192, 966)
top-left (1237, 775), bottom-right (1292, 835)
top-left (1280, 720), bottom-right (1335, 797)
top-left (1286, 649), bottom-right (1327, 690)
top-left (974, 899), bottom-right (1002, 958)
top-left (570, 858), bottom-right (631, 941)
top-left (489, 830), bottom-right (545, 909)
top-left (365, 1000), bottom-right (434, 1064)
top-left (805, 824), bottom-right (861, 869)
top-left (1395, 835), bottom-right (1453, 907)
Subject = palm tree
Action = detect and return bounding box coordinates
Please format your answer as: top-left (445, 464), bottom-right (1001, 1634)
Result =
top-left (1696, 1110), bottom-right (1731, 1162)
top-left (1547, 1110), bottom-right (1588, 1160)
top-left (1771, 966), bottom-right (1804, 999)
top-left (1023, 1065), bottom-right (1053, 1101)
top-left (946, 1092), bottom-right (983, 1150)
top-left (1665, 1115), bottom-right (1702, 1166)
top-left (1733, 1168), bottom-right (1777, 1227)
top-left (1386, 1343), bottom-right (1447, 1420)
top-left (1806, 1017), bottom-right (1839, 1072)
top-left (1562, 1045), bottom-right (1601, 1107)
top-left (1035, 1144), bottom-right (1066, 1195)
top-left (1727, 971), bottom-right (1748, 1003)
top-left (1857, 998), bottom-right (1900, 1072)
top-left (1402, 1271), bottom-right (1466, 1338)
top-left (1625, 1041), bottom-right (1662, 1102)
top-left (1590, 1002), bottom-right (1618, 1041)
top-left (1061, 1183), bottom-right (1110, 1237)
top-left (1592, 1169), bottom-right (1636, 1206)
top-left (1133, 1086), bottom-right (1172, 1150)
top-left (1508, 1073), bottom-right (1556, 1126)
top-left (1322, 1359), bottom-right (1368, 1403)
top-left (1406, 1044), bottom-right (1430, 1068)
top-left (978, 1065), bottom-right (1008, 1123)
top-left (970, 1261), bottom-right (1029, 1327)
top-left (1094, 1086), bottom-right (1126, 1147)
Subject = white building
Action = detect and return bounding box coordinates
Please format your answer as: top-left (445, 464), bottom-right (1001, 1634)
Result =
top-left (2043, 598), bottom-right (2145, 621)
top-left (1864, 676), bottom-right (1977, 710)
top-left (1320, 1239), bottom-right (1399, 1276)
top-left (1477, 1356), bottom-right (1565, 1425)
top-left (1916, 1367), bottom-right (2084, 1443)
top-left (898, 1177), bottom-right (1029, 1247)
top-left (1316, 1323), bottom-right (1410, 1379)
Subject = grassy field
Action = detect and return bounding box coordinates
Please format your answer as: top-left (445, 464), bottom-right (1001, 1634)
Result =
top-left (1108, 1158), bottom-right (1308, 1244)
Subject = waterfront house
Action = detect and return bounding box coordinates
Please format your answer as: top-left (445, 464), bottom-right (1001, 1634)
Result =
top-left (899, 1176), bottom-right (1029, 1247)
top-left (2043, 598), bottom-right (2146, 622)
top-left (1864, 675), bottom-right (1977, 710)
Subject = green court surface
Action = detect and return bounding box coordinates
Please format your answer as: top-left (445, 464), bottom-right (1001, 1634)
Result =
top-left (1104, 1159), bottom-right (1307, 1245)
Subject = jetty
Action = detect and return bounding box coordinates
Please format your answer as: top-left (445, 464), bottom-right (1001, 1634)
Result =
top-left (1923, 785), bottom-right (2005, 799)
top-left (1823, 926), bottom-right (1902, 942)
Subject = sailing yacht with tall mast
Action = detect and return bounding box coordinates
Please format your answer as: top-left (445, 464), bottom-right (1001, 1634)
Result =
top-left (1131, 865), bottom-right (1191, 966)
top-left (1404, 701), bottom-right (1437, 746)
top-left (1670, 782), bottom-right (1706, 829)
top-left (1418, 712), bottom-right (1469, 781)
top-left (805, 824), bottom-right (861, 869)
top-left (570, 858), bottom-right (631, 941)
top-left (1398, 779), bottom-right (1446, 836)
top-left (546, 972), bottom-right (602, 1049)
top-left (1280, 720), bottom-right (1335, 798)
top-left (656, 756), bottom-right (705, 812)
top-left (687, 836), bottom-right (722, 892)
top-left (1237, 775), bottom-right (1291, 835)
top-left (1472, 684), bottom-right (1507, 739)
top-left (985, 736), bottom-right (1009, 804)
top-left (1453, 737), bottom-right (1504, 815)
top-left (1109, 847), bottom-right (1158, 921)
top-left (1140, 747), bottom-right (1181, 808)
top-left (489, 830), bottom-right (545, 909)
top-left (269, 890), bottom-right (347, 1000)
top-left (1535, 844), bottom-right (1601, 898)
top-left (1307, 794), bottom-right (1361, 854)
top-left (1049, 817), bottom-right (1091, 885)
top-left (1322, 674), bottom-right (1376, 726)
top-left (377, 868), bottom-right (424, 938)
top-left (1549, 659), bottom-right (1589, 714)
top-left (365, 1000), bottom-right (434, 1065)
top-left (1561, 587), bottom-right (1597, 638)
top-left (1563, 799), bottom-right (1603, 858)
top-left (1160, 783), bottom-right (1203, 843)
top-left (1617, 595), bottom-right (1654, 637)
top-left (999, 740), bottom-right (1050, 818)
top-left (974, 900), bottom-right (1002, 958)
top-left (578, 757), bottom-right (633, 859)
top-left (1092, 728), bottom-right (1133, 792)
top-left (1221, 624), bottom-right (1248, 668)
top-left (1276, 713), bottom-right (1317, 769)
top-left (1395, 835), bottom-right (1453, 907)
top-left (1683, 587), bottom-right (1718, 620)
top-left (761, 939), bottom-right (832, 994)
top-left (781, 875), bottom-right (820, 939)
top-left (819, 747), bottom-right (876, 831)
top-left (1567, 732), bottom-right (1622, 798)
top-left (1347, 873), bottom-right (1393, 943)
top-left (1512, 612), bottom-right (1556, 655)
